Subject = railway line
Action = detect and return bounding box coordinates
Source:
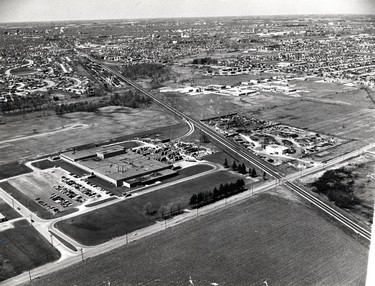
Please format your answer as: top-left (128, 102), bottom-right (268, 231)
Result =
top-left (285, 181), bottom-right (372, 241)
top-left (82, 54), bottom-right (371, 242)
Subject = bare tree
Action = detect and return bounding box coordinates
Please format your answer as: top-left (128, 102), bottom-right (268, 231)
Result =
top-left (143, 202), bottom-right (153, 215)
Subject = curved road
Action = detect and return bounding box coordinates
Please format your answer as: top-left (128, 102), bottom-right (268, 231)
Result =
top-left (81, 54), bottom-right (372, 241)
top-left (1, 50), bottom-right (373, 286)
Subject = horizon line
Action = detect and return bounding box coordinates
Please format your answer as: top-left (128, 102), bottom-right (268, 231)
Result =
top-left (1, 12), bottom-right (375, 25)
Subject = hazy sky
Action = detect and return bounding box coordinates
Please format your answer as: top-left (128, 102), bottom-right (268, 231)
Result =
top-left (0, 0), bottom-right (374, 23)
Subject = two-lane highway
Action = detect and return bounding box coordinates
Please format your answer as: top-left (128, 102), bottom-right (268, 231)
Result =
top-left (80, 53), bottom-right (371, 242)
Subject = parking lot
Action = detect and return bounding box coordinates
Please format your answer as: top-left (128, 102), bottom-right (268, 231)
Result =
top-left (6, 167), bottom-right (115, 215)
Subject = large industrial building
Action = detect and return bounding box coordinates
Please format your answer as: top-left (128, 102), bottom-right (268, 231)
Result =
top-left (61, 145), bottom-right (176, 188)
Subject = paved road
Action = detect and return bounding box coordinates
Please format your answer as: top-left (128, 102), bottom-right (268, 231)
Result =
top-left (1, 177), bottom-right (277, 286)
top-left (80, 54), bottom-right (372, 241)
top-left (1, 50), bottom-right (373, 286)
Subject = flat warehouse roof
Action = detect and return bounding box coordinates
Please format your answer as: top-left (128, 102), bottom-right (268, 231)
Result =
top-left (62, 149), bottom-right (96, 161)
top-left (75, 150), bottom-right (172, 181)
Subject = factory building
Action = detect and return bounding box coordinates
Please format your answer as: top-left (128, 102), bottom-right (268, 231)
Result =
top-left (61, 145), bottom-right (176, 188)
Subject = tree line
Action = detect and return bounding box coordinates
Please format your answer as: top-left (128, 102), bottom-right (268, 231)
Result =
top-left (55, 91), bottom-right (152, 115)
top-left (309, 167), bottom-right (360, 208)
top-left (0, 94), bottom-right (52, 114)
top-left (143, 201), bottom-right (184, 220)
top-left (120, 63), bottom-right (172, 88)
top-left (1, 89), bottom-right (152, 116)
top-left (224, 158), bottom-right (266, 179)
top-left (189, 179), bottom-right (246, 208)
top-left (192, 57), bottom-right (218, 65)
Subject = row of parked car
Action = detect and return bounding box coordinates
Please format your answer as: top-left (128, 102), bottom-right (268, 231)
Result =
top-left (62, 176), bottom-right (99, 199)
top-left (35, 197), bottom-right (60, 213)
top-left (53, 183), bottom-right (86, 204)
top-left (49, 193), bottom-right (73, 208)
top-left (69, 174), bottom-right (116, 197)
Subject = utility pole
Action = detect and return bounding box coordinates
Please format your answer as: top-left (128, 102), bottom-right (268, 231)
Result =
top-left (125, 233), bottom-right (128, 244)
top-left (28, 270), bottom-right (31, 282)
top-left (50, 233), bottom-right (53, 246)
top-left (80, 248), bottom-right (84, 261)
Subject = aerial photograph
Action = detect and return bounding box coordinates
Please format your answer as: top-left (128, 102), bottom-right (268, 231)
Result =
top-left (0, 0), bottom-right (374, 285)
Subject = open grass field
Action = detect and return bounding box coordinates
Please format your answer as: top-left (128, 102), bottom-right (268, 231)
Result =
top-left (8, 168), bottom-right (68, 200)
top-left (0, 104), bottom-right (182, 164)
top-left (321, 88), bottom-right (375, 108)
top-left (56, 170), bottom-right (243, 246)
top-left (290, 79), bottom-right (358, 98)
top-left (31, 159), bottom-right (57, 170)
top-left (177, 164), bottom-right (213, 177)
top-left (0, 219), bottom-right (60, 282)
top-left (32, 191), bottom-right (368, 286)
top-left (0, 162), bottom-right (33, 180)
top-left (0, 197), bottom-right (21, 220)
top-left (0, 181), bottom-right (52, 219)
top-left (203, 151), bottom-right (232, 165)
top-left (55, 202), bottom-right (154, 246)
top-left (159, 92), bottom-right (244, 120)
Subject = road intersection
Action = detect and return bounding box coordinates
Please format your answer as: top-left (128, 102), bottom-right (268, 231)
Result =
top-left (0, 53), bottom-right (373, 285)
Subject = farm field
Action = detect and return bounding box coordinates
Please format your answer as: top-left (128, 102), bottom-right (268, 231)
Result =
top-left (56, 170), bottom-right (244, 245)
top-left (0, 219), bottom-right (61, 282)
top-left (32, 190), bottom-right (368, 286)
top-left (0, 104), bottom-right (182, 164)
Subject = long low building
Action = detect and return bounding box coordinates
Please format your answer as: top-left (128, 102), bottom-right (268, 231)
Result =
top-left (61, 145), bottom-right (176, 187)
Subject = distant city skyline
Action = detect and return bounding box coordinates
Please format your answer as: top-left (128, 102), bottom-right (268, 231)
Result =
top-left (0, 0), bottom-right (375, 23)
